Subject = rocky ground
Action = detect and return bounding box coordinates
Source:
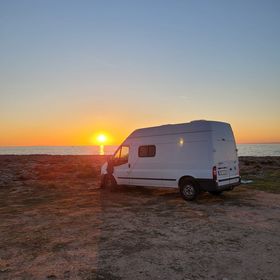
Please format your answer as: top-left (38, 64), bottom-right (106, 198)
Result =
top-left (0, 155), bottom-right (279, 280)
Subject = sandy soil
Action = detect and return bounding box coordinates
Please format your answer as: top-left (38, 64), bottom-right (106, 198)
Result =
top-left (0, 155), bottom-right (279, 280)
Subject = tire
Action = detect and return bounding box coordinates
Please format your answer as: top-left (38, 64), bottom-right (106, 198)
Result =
top-left (209, 190), bottom-right (223, 195)
top-left (102, 174), bottom-right (117, 190)
top-left (179, 179), bottom-right (199, 201)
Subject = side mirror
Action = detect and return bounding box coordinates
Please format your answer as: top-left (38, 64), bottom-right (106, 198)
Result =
top-left (107, 156), bottom-right (113, 164)
top-left (109, 157), bottom-right (119, 166)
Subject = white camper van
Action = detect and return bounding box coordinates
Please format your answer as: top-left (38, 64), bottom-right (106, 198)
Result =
top-left (100, 120), bottom-right (240, 201)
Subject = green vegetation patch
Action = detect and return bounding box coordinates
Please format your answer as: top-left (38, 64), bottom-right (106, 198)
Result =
top-left (239, 157), bottom-right (280, 193)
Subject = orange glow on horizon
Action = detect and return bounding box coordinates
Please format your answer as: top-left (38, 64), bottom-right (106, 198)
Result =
top-left (0, 119), bottom-right (279, 146)
top-left (1, 131), bottom-right (279, 146)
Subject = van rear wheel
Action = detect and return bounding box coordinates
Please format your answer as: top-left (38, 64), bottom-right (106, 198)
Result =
top-left (179, 180), bottom-right (199, 201)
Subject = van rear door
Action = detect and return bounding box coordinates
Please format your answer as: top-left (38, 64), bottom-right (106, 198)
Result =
top-left (215, 140), bottom-right (240, 187)
top-left (217, 161), bottom-right (230, 186)
top-left (215, 140), bottom-right (239, 186)
top-left (224, 139), bottom-right (239, 185)
top-left (229, 158), bottom-right (240, 185)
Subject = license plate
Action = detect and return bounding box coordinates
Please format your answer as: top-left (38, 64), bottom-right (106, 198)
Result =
top-left (218, 170), bottom-right (228, 176)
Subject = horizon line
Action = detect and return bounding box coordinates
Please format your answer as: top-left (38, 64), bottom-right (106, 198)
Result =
top-left (0, 142), bottom-right (280, 147)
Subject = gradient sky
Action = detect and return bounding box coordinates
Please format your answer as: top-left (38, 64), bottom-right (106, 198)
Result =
top-left (0, 0), bottom-right (280, 145)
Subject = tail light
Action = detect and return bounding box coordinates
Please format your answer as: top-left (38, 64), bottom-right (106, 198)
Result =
top-left (212, 166), bottom-right (217, 181)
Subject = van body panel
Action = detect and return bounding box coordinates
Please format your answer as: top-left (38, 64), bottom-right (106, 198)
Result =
top-left (101, 120), bottom-right (240, 192)
top-left (113, 163), bottom-right (130, 185)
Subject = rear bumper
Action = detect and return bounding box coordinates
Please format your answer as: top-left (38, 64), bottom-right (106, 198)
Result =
top-left (197, 177), bottom-right (241, 192)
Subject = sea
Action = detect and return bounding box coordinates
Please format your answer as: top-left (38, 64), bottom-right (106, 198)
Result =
top-left (0, 144), bottom-right (279, 157)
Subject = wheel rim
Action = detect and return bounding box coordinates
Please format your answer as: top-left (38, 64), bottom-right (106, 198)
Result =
top-left (182, 184), bottom-right (195, 197)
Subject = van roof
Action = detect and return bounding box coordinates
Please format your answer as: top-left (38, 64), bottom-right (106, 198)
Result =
top-left (128, 120), bottom-right (229, 138)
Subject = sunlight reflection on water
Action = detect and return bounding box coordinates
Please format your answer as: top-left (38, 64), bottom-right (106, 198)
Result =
top-left (99, 145), bottom-right (104, 155)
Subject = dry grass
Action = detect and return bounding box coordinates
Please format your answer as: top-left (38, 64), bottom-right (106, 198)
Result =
top-left (239, 156), bottom-right (280, 193)
top-left (0, 155), bottom-right (279, 279)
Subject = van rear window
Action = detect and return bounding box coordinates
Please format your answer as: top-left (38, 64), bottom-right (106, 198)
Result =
top-left (138, 145), bottom-right (156, 157)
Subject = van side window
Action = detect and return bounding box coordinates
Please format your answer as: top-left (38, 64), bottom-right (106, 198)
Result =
top-left (138, 145), bottom-right (156, 157)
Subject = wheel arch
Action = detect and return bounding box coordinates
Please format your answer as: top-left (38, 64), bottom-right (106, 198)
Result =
top-left (178, 175), bottom-right (198, 188)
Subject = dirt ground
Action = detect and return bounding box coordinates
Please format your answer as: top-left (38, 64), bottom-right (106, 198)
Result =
top-left (0, 155), bottom-right (279, 280)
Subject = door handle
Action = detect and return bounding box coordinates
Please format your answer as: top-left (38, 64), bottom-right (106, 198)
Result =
top-left (128, 163), bottom-right (131, 168)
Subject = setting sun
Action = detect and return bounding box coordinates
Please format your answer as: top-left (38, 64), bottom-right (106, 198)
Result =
top-left (90, 132), bottom-right (114, 146)
top-left (97, 134), bottom-right (107, 144)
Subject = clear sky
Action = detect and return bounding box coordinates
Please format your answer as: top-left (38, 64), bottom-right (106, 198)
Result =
top-left (0, 0), bottom-right (279, 145)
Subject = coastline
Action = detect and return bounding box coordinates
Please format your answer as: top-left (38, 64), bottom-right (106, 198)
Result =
top-left (0, 143), bottom-right (280, 157)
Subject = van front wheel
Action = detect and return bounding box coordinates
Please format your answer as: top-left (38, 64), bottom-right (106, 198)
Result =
top-left (102, 174), bottom-right (117, 190)
top-left (179, 180), bottom-right (199, 201)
